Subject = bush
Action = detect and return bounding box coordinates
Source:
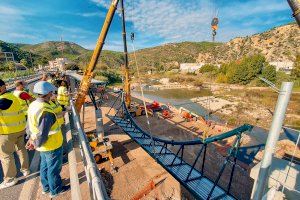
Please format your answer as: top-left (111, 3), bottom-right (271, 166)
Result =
top-left (261, 64), bottom-right (276, 83)
top-left (291, 55), bottom-right (300, 79)
top-left (20, 59), bottom-right (28, 67)
top-left (199, 64), bottom-right (218, 73)
top-left (193, 79), bottom-right (203, 87)
top-left (223, 54), bottom-right (266, 85)
top-left (97, 70), bottom-right (122, 84)
top-left (65, 63), bottom-right (79, 70)
top-left (216, 73), bottom-right (228, 83)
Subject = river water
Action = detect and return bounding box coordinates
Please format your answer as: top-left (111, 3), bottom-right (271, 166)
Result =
top-left (132, 88), bottom-right (223, 122)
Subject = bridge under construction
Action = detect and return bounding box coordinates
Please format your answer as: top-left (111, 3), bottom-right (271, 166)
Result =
top-left (0, 0), bottom-right (299, 199)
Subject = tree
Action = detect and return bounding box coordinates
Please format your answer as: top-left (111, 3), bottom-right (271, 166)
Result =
top-left (65, 63), bottom-right (79, 70)
top-left (291, 55), bottom-right (300, 79)
top-left (20, 59), bottom-right (28, 67)
top-left (262, 64), bottom-right (276, 82)
top-left (226, 54), bottom-right (266, 84)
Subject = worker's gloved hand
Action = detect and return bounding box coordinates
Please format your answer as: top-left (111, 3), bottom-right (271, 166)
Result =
top-left (25, 140), bottom-right (36, 151)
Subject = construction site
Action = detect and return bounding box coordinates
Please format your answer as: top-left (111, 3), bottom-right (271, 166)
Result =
top-left (0, 0), bottom-right (300, 200)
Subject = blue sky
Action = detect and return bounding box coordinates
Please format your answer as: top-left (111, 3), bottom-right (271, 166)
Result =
top-left (0, 0), bottom-right (294, 51)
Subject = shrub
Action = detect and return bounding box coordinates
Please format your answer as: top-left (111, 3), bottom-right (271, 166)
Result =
top-left (216, 73), bottom-right (228, 83)
top-left (199, 64), bottom-right (219, 73)
top-left (261, 64), bottom-right (276, 83)
top-left (291, 55), bottom-right (300, 79)
top-left (65, 63), bottom-right (80, 70)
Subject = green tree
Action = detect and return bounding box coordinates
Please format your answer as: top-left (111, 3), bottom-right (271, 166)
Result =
top-left (226, 54), bottom-right (266, 84)
top-left (262, 64), bottom-right (276, 82)
top-left (20, 59), bottom-right (28, 67)
top-left (291, 55), bottom-right (300, 79)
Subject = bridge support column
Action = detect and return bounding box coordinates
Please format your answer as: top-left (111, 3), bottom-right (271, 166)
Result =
top-left (252, 82), bottom-right (293, 200)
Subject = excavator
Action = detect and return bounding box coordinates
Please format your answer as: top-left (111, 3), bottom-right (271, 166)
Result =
top-left (73, 0), bottom-right (300, 164)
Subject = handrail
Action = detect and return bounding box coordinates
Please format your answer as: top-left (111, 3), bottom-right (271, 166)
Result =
top-left (6, 74), bottom-right (41, 92)
top-left (70, 101), bottom-right (109, 200)
top-left (65, 112), bottom-right (82, 200)
top-left (119, 95), bottom-right (253, 145)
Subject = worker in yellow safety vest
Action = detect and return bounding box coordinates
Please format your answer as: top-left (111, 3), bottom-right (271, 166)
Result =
top-left (26, 81), bottom-right (69, 198)
top-left (57, 81), bottom-right (69, 111)
top-left (50, 95), bottom-right (64, 127)
top-left (13, 80), bottom-right (35, 115)
top-left (47, 74), bottom-right (56, 85)
top-left (0, 79), bottom-right (30, 189)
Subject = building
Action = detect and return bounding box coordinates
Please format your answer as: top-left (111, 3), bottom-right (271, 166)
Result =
top-left (179, 63), bottom-right (206, 73)
top-left (269, 61), bottom-right (294, 74)
top-left (179, 63), bottom-right (221, 73)
top-left (48, 57), bottom-right (70, 71)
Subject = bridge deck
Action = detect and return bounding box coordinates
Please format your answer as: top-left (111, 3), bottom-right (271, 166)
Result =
top-left (110, 116), bottom-right (235, 200)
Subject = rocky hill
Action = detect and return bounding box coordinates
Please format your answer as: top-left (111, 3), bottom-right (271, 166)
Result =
top-left (197, 23), bottom-right (300, 64)
top-left (129, 42), bottom-right (220, 70)
top-left (1, 23), bottom-right (298, 71)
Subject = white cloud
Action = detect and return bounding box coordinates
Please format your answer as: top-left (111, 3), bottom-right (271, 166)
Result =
top-left (91, 0), bottom-right (291, 45)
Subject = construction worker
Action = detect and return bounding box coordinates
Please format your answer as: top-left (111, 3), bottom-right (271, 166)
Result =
top-left (13, 80), bottom-right (35, 116)
top-left (41, 73), bottom-right (48, 81)
top-left (26, 81), bottom-right (69, 198)
top-left (50, 94), bottom-right (64, 127)
top-left (0, 79), bottom-right (30, 189)
top-left (47, 74), bottom-right (56, 85)
top-left (57, 81), bottom-right (69, 111)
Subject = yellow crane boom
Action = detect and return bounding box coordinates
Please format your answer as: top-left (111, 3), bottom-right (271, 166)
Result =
top-left (75, 0), bottom-right (119, 112)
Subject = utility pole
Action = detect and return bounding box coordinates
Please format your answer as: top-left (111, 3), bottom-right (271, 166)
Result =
top-left (252, 82), bottom-right (293, 200)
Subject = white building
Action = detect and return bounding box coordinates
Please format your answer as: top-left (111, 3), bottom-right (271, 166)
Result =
top-left (269, 61), bottom-right (294, 74)
top-left (180, 63), bottom-right (206, 73)
top-left (48, 58), bottom-right (70, 71)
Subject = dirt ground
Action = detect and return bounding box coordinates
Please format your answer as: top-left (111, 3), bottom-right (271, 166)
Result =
top-left (79, 94), bottom-right (254, 200)
top-left (83, 103), bottom-right (191, 200)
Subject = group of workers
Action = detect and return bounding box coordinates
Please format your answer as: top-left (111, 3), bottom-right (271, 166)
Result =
top-left (0, 73), bottom-right (70, 198)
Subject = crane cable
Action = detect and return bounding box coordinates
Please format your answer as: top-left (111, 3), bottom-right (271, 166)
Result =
top-left (130, 33), bottom-right (156, 154)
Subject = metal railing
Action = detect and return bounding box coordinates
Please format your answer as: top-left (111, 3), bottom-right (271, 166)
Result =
top-left (70, 101), bottom-right (109, 200)
top-left (65, 112), bottom-right (82, 200)
top-left (6, 74), bottom-right (42, 91)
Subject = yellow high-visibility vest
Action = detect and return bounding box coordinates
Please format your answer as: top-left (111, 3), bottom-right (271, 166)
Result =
top-left (57, 86), bottom-right (69, 106)
top-left (0, 92), bottom-right (26, 134)
top-left (49, 100), bottom-right (64, 126)
top-left (27, 100), bottom-right (63, 151)
top-left (13, 90), bottom-right (29, 115)
top-left (47, 79), bottom-right (55, 84)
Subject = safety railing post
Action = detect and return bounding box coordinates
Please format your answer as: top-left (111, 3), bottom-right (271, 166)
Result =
top-left (70, 101), bottom-right (109, 200)
top-left (252, 82), bottom-right (293, 200)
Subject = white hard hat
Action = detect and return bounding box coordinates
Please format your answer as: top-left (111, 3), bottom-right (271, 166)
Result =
top-left (33, 81), bottom-right (57, 95)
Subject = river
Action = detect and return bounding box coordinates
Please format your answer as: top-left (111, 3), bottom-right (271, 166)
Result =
top-left (132, 88), bottom-right (223, 122)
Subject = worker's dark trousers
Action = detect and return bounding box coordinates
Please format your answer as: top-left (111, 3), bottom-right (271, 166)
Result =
top-left (40, 147), bottom-right (63, 195)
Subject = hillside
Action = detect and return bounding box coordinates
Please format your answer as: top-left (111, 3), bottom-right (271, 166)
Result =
top-left (129, 42), bottom-right (221, 70)
top-left (1, 23), bottom-right (298, 72)
top-left (197, 23), bottom-right (300, 63)
top-left (0, 40), bottom-right (48, 67)
top-left (21, 41), bottom-right (89, 61)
